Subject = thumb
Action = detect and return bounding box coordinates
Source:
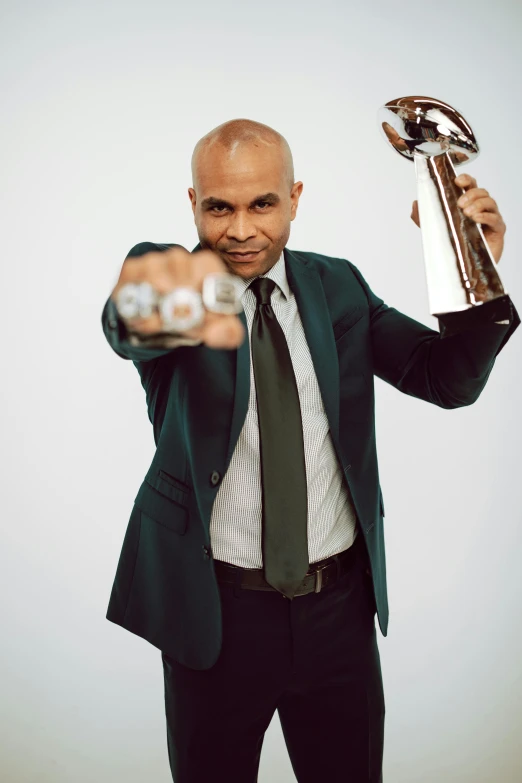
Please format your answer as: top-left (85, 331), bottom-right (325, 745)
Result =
top-left (411, 199), bottom-right (420, 227)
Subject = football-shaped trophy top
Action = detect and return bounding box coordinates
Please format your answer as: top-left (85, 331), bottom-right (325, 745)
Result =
top-left (378, 96), bottom-right (479, 165)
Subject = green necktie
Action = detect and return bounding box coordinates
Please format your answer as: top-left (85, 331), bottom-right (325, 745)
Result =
top-left (249, 276), bottom-right (309, 599)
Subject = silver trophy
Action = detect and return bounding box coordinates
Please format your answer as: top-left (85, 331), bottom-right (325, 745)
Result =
top-left (378, 96), bottom-right (510, 331)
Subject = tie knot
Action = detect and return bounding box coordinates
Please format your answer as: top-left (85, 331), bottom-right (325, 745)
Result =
top-left (250, 276), bottom-right (276, 306)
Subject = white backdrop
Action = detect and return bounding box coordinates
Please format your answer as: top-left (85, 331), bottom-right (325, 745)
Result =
top-left (2, 1), bottom-right (521, 781)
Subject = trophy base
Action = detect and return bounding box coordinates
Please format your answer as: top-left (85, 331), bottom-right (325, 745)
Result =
top-left (436, 294), bottom-right (512, 338)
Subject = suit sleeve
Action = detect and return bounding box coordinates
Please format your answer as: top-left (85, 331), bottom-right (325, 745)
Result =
top-left (101, 242), bottom-right (202, 362)
top-left (347, 261), bottom-right (520, 408)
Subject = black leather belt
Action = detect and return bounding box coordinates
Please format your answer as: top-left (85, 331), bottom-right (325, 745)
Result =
top-left (214, 531), bottom-right (367, 597)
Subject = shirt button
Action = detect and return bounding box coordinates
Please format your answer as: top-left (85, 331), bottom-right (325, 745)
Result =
top-left (209, 471), bottom-right (221, 487)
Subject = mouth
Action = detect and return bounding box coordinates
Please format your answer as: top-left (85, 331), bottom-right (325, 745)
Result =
top-left (226, 250), bottom-right (261, 262)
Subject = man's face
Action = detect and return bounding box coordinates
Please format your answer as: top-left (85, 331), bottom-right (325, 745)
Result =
top-left (189, 144), bottom-right (303, 279)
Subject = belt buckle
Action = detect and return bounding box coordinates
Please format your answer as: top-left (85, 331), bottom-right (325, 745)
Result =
top-left (314, 563), bottom-right (329, 593)
top-left (315, 553), bottom-right (344, 594)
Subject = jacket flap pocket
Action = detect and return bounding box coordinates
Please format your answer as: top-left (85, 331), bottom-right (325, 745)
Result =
top-left (158, 469), bottom-right (192, 495)
top-left (333, 307), bottom-right (365, 342)
top-left (145, 471), bottom-right (190, 508)
top-left (134, 480), bottom-right (188, 534)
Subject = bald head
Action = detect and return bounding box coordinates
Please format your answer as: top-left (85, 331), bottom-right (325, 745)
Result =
top-left (191, 118), bottom-right (295, 195)
top-left (188, 118), bottom-right (303, 280)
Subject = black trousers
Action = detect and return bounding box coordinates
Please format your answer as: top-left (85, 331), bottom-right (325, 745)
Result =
top-left (161, 532), bottom-right (385, 782)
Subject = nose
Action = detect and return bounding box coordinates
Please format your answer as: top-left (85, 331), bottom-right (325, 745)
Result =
top-left (226, 211), bottom-right (257, 242)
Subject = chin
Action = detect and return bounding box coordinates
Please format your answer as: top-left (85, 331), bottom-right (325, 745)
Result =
top-left (232, 264), bottom-right (262, 279)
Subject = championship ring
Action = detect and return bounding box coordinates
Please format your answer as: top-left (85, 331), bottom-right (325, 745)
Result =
top-left (115, 282), bottom-right (158, 320)
top-left (115, 272), bottom-right (243, 336)
top-left (202, 273), bottom-right (243, 315)
top-left (159, 287), bottom-right (205, 332)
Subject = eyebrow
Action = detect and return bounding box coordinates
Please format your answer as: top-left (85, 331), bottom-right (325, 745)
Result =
top-left (200, 192), bottom-right (280, 210)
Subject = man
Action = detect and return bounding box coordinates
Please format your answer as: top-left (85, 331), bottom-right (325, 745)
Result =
top-left (101, 119), bottom-right (519, 782)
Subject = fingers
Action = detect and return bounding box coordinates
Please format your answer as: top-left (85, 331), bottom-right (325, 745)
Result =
top-left (199, 312), bottom-right (246, 349)
top-left (464, 210), bottom-right (506, 232)
top-left (410, 199), bottom-right (420, 227)
top-left (459, 194), bottom-right (497, 215)
top-left (164, 247), bottom-right (225, 292)
top-left (113, 251), bottom-right (172, 291)
top-left (455, 182), bottom-right (504, 228)
top-left (164, 247), bottom-right (194, 290)
top-left (127, 310), bottom-right (164, 335)
top-left (452, 176), bottom-right (506, 263)
top-left (111, 245), bottom-right (245, 349)
top-left (182, 309), bottom-right (245, 349)
top-left (460, 191), bottom-right (494, 207)
top-left (454, 173), bottom-right (477, 191)
top-left (455, 179), bottom-right (501, 219)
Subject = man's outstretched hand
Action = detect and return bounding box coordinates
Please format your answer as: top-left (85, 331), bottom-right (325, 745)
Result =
top-left (410, 174), bottom-right (506, 265)
top-left (111, 246), bottom-right (245, 350)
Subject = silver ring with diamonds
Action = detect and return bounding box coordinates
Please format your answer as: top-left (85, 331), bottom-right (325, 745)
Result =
top-left (115, 282), bottom-right (159, 320)
top-left (202, 273), bottom-right (243, 315)
top-left (159, 287), bottom-right (205, 332)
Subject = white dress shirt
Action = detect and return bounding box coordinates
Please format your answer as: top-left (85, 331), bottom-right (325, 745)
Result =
top-left (209, 250), bottom-right (358, 569)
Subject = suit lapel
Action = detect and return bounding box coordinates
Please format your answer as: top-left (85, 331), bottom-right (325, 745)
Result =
top-left (284, 247), bottom-right (340, 444)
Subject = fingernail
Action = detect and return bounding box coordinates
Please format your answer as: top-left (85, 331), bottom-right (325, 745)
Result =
top-left (459, 196), bottom-right (469, 206)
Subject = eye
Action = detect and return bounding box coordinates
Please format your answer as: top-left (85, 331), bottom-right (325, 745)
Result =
top-left (209, 201), bottom-right (272, 214)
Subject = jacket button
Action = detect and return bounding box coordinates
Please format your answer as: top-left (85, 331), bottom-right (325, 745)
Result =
top-left (209, 471), bottom-right (221, 487)
top-left (108, 318), bottom-right (118, 329)
top-left (202, 545), bottom-right (211, 560)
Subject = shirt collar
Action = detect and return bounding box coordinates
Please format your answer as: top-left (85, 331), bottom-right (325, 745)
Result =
top-left (233, 250), bottom-right (290, 302)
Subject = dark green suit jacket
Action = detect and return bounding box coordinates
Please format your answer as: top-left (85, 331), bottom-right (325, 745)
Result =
top-left (102, 241), bottom-right (519, 670)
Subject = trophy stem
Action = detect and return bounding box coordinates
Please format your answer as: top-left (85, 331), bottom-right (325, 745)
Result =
top-left (414, 151), bottom-right (506, 317)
